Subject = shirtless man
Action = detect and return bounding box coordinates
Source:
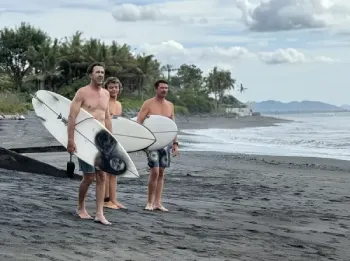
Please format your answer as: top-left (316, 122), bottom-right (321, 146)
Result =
top-left (67, 62), bottom-right (112, 225)
top-left (137, 79), bottom-right (179, 211)
top-left (103, 77), bottom-right (126, 210)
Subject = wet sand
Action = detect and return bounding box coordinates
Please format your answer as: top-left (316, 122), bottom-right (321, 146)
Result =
top-left (0, 114), bottom-right (350, 260)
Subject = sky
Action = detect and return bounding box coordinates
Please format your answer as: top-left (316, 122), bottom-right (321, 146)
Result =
top-left (0, 0), bottom-right (349, 105)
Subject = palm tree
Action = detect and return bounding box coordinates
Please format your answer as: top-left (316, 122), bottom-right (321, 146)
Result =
top-left (205, 66), bottom-right (236, 109)
top-left (59, 31), bottom-right (87, 82)
top-left (24, 38), bottom-right (64, 91)
top-left (161, 64), bottom-right (178, 81)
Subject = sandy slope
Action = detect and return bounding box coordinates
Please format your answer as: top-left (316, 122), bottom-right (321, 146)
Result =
top-left (1, 151), bottom-right (350, 261)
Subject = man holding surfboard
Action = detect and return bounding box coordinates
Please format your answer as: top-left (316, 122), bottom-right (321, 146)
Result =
top-left (67, 62), bottom-right (112, 225)
top-left (103, 77), bottom-right (126, 210)
top-left (137, 79), bottom-right (179, 212)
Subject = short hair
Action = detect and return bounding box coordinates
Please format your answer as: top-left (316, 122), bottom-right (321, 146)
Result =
top-left (103, 77), bottom-right (122, 89)
top-left (154, 79), bottom-right (168, 89)
top-left (87, 62), bottom-right (105, 75)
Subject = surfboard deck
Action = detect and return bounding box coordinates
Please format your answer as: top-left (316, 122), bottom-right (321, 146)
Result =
top-left (131, 115), bottom-right (178, 150)
top-left (31, 90), bottom-right (139, 178)
top-left (111, 115), bottom-right (156, 152)
top-left (47, 91), bottom-right (156, 153)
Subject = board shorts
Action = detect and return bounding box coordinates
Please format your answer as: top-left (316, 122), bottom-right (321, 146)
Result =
top-left (78, 157), bottom-right (125, 175)
top-left (147, 144), bottom-right (172, 169)
top-left (78, 158), bottom-right (98, 174)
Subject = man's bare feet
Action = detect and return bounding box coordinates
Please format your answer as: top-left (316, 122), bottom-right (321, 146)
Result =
top-left (94, 215), bottom-right (111, 225)
top-left (76, 209), bottom-right (93, 219)
top-left (113, 201), bottom-right (126, 209)
top-left (153, 204), bottom-right (169, 212)
top-left (144, 203), bottom-right (153, 211)
top-left (104, 201), bottom-right (119, 209)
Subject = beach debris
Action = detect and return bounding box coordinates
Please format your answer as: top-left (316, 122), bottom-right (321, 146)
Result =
top-left (0, 114), bottom-right (25, 120)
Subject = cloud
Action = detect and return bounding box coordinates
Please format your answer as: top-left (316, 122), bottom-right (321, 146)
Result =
top-left (112, 3), bottom-right (164, 21)
top-left (137, 40), bottom-right (253, 66)
top-left (137, 41), bottom-right (337, 68)
top-left (110, 1), bottom-right (226, 25)
top-left (139, 40), bottom-right (190, 63)
top-left (0, 0), bottom-right (112, 13)
top-left (237, 0), bottom-right (350, 32)
top-left (109, 0), bottom-right (244, 28)
top-left (258, 48), bottom-right (337, 64)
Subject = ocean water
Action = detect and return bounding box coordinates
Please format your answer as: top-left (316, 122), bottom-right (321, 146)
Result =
top-left (178, 112), bottom-right (350, 161)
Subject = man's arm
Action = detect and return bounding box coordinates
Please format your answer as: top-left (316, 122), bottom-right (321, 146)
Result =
top-left (105, 93), bottom-right (112, 132)
top-left (136, 101), bottom-right (149, 125)
top-left (170, 102), bottom-right (178, 145)
top-left (67, 89), bottom-right (84, 141)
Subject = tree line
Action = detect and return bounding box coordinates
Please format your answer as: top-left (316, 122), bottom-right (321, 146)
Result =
top-left (0, 22), bottom-right (247, 114)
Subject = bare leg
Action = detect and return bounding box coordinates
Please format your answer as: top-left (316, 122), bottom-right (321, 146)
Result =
top-left (76, 173), bottom-right (94, 219)
top-left (104, 173), bottom-right (110, 200)
top-left (110, 176), bottom-right (126, 209)
top-left (104, 174), bottom-right (119, 209)
top-left (104, 174), bottom-right (117, 209)
top-left (94, 170), bottom-right (111, 225)
top-left (145, 167), bottom-right (159, 210)
top-left (153, 168), bottom-right (168, 212)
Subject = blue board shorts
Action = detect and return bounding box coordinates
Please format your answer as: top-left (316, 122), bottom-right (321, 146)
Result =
top-left (78, 158), bottom-right (98, 174)
top-left (146, 144), bottom-right (172, 169)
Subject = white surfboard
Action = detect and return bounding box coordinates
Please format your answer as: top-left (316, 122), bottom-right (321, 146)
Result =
top-left (131, 115), bottom-right (178, 150)
top-left (31, 90), bottom-right (139, 178)
top-left (111, 116), bottom-right (156, 152)
top-left (45, 91), bottom-right (156, 153)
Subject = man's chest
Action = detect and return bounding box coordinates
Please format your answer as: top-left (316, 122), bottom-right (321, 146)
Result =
top-left (149, 105), bottom-right (172, 118)
top-left (84, 94), bottom-right (108, 111)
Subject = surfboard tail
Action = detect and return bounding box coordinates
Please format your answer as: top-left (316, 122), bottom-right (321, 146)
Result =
top-left (93, 129), bottom-right (139, 178)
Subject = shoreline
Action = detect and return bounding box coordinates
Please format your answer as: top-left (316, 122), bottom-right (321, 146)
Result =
top-left (2, 112), bottom-right (346, 163)
top-left (176, 114), bottom-right (291, 130)
top-left (0, 113), bottom-right (291, 150)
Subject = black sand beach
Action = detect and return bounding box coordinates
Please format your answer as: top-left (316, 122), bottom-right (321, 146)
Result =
top-left (1, 114), bottom-right (349, 261)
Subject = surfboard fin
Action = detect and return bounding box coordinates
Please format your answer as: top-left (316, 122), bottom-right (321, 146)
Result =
top-left (67, 153), bottom-right (75, 179)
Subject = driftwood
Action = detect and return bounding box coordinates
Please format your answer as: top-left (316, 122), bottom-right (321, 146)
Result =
top-left (0, 147), bottom-right (82, 180)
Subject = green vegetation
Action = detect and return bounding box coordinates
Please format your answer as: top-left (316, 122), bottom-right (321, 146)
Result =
top-left (0, 22), bottom-right (247, 114)
top-left (0, 91), bottom-right (31, 114)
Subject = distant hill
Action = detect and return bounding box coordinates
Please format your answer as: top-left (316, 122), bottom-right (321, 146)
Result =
top-left (340, 104), bottom-right (350, 110)
top-left (251, 100), bottom-right (348, 113)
